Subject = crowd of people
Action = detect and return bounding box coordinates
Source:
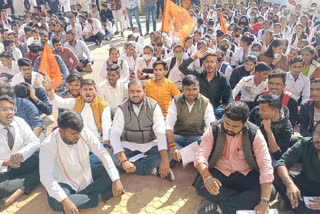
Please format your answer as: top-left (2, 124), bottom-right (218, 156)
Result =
top-left (0, 0), bottom-right (319, 214)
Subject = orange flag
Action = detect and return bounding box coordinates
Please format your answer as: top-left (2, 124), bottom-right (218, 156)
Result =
top-left (38, 42), bottom-right (63, 90)
top-left (220, 12), bottom-right (228, 34)
top-left (182, 0), bottom-right (192, 10)
top-left (161, 0), bottom-right (196, 46)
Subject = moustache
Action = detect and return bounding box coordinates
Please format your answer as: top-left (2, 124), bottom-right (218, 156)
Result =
top-left (222, 125), bottom-right (236, 136)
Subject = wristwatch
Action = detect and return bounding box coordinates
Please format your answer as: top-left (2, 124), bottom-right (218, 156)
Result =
top-left (260, 198), bottom-right (269, 204)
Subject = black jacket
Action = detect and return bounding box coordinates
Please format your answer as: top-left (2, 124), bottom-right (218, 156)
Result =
top-left (253, 92), bottom-right (298, 128)
top-left (249, 106), bottom-right (293, 160)
top-left (100, 9), bottom-right (114, 23)
top-left (300, 100), bottom-right (315, 137)
top-left (179, 58), bottom-right (233, 109)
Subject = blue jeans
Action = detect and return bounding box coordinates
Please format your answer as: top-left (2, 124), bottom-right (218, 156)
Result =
top-left (156, 0), bottom-right (164, 18)
top-left (89, 144), bottom-right (110, 165)
top-left (127, 7), bottom-right (142, 34)
top-left (174, 134), bottom-right (202, 150)
top-left (111, 146), bottom-right (161, 175)
top-left (47, 164), bottom-right (113, 212)
top-left (76, 59), bottom-right (94, 71)
top-left (103, 32), bottom-right (114, 39)
top-left (145, 5), bottom-right (157, 33)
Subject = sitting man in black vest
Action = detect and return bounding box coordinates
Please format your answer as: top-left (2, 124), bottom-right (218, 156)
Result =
top-left (274, 122), bottom-right (320, 213)
top-left (194, 102), bottom-right (274, 214)
top-left (110, 79), bottom-right (174, 180)
top-left (165, 75), bottom-right (215, 162)
top-left (253, 69), bottom-right (298, 128)
top-left (249, 93), bottom-right (293, 162)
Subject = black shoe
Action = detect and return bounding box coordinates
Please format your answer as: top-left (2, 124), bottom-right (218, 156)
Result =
top-left (114, 31), bottom-right (119, 35)
top-left (144, 32), bottom-right (149, 37)
top-left (169, 159), bottom-right (176, 168)
top-left (121, 32), bottom-right (124, 37)
top-left (196, 202), bottom-right (220, 214)
top-left (95, 39), bottom-right (102, 46)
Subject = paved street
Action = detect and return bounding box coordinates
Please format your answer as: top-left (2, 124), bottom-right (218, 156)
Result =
top-left (0, 16), bottom-right (294, 214)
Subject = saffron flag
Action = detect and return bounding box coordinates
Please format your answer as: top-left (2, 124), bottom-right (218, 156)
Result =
top-left (38, 42), bottom-right (63, 90)
top-left (182, 0), bottom-right (192, 10)
top-left (161, 0), bottom-right (196, 46)
top-left (220, 12), bottom-right (228, 34)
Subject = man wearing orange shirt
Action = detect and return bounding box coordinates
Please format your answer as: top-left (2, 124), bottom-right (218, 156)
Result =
top-left (145, 60), bottom-right (180, 117)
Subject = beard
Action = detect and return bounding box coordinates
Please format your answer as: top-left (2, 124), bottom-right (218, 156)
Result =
top-left (130, 97), bottom-right (143, 105)
top-left (222, 124), bottom-right (242, 136)
top-left (61, 134), bottom-right (79, 145)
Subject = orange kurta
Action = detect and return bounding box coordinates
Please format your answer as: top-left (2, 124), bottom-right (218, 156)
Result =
top-left (145, 78), bottom-right (180, 117)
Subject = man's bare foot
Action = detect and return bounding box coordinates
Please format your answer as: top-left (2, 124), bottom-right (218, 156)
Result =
top-left (4, 189), bottom-right (24, 207)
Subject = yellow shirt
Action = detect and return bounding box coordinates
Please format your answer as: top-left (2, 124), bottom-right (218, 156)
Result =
top-left (145, 78), bottom-right (180, 117)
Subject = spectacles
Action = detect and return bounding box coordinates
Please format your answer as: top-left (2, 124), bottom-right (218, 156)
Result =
top-left (0, 107), bottom-right (16, 113)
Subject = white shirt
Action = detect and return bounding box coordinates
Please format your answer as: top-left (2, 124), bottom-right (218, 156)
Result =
top-left (218, 62), bottom-right (233, 81)
top-left (134, 34), bottom-right (144, 47)
top-left (163, 56), bottom-right (187, 90)
top-left (64, 40), bottom-right (92, 61)
top-left (120, 54), bottom-right (136, 72)
top-left (11, 48), bottom-right (22, 61)
top-left (39, 128), bottom-right (119, 202)
top-left (59, 0), bottom-right (71, 12)
top-left (190, 48), bottom-right (215, 73)
top-left (122, 41), bottom-right (142, 56)
top-left (0, 117), bottom-right (40, 173)
top-left (111, 102), bottom-right (167, 154)
top-left (26, 36), bottom-right (41, 46)
top-left (165, 97), bottom-right (215, 131)
top-left (97, 80), bottom-right (128, 115)
top-left (233, 47), bottom-right (250, 66)
top-left (285, 72), bottom-right (310, 104)
top-left (186, 45), bottom-right (197, 57)
top-left (83, 18), bottom-right (105, 36)
top-left (100, 59), bottom-right (130, 83)
top-left (51, 95), bottom-right (112, 141)
top-left (66, 24), bottom-right (83, 40)
top-left (0, 61), bottom-right (20, 82)
top-left (11, 71), bottom-right (44, 88)
top-left (233, 75), bottom-right (268, 102)
top-left (134, 56), bottom-right (157, 79)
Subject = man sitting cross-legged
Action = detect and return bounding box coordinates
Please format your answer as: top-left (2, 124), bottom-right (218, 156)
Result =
top-left (0, 84), bottom-right (40, 207)
top-left (165, 75), bottom-right (215, 162)
top-left (110, 79), bottom-right (175, 181)
top-left (194, 102), bottom-right (274, 214)
top-left (249, 93), bottom-right (293, 162)
top-left (274, 121), bottom-right (320, 213)
top-left (40, 111), bottom-right (123, 213)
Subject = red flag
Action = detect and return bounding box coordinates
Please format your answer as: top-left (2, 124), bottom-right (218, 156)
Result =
top-left (38, 42), bottom-right (63, 90)
top-left (220, 12), bottom-right (228, 34)
top-left (161, 0), bottom-right (196, 46)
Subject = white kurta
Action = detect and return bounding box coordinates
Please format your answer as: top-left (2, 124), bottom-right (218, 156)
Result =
top-left (39, 128), bottom-right (120, 202)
